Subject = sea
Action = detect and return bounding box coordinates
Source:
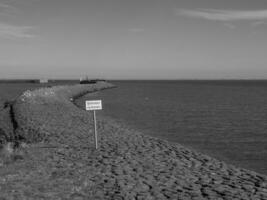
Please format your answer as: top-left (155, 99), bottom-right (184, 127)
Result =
top-left (76, 80), bottom-right (267, 175)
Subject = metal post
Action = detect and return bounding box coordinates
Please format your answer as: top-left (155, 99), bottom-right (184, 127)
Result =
top-left (93, 110), bottom-right (98, 149)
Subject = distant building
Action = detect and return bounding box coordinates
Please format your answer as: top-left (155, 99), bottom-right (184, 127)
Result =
top-left (39, 79), bottom-right (48, 83)
top-left (79, 76), bottom-right (97, 84)
top-left (79, 76), bottom-right (106, 84)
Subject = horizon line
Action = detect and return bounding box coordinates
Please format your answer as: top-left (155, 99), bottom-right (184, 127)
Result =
top-left (1, 78), bottom-right (267, 81)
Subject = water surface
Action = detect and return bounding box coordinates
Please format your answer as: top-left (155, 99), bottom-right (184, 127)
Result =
top-left (77, 80), bottom-right (267, 175)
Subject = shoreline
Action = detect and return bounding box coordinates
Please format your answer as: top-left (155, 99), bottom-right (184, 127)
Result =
top-left (0, 82), bottom-right (267, 199)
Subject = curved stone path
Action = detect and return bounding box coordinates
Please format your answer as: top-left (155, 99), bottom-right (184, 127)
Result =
top-left (0, 83), bottom-right (267, 199)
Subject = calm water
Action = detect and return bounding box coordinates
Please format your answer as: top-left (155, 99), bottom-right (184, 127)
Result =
top-left (77, 80), bottom-right (267, 175)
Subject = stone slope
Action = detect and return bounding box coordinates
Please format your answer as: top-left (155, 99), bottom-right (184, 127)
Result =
top-left (0, 82), bottom-right (266, 199)
top-left (13, 82), bottom-right (113, 144)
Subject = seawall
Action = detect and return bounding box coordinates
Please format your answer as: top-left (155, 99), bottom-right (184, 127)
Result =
top-left (0, 82), bottom-right (267, 199)
top-left (12, 82), bottom-right (114, 144)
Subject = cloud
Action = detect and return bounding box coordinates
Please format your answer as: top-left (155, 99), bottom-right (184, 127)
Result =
top-left (0, 23), bottom-right (35, 38)
top-left (0, 3), bottom-right (11, 8)
top-left (0, 3), bottom-right (18, 16)
top-left (0, 2), bottom-right (16, 13)
top-left (0, 2), bottom-right (35, 39)
top-left (177, 9), bottom-right (267, 21)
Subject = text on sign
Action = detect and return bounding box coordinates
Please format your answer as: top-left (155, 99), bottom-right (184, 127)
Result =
top-left (86, 100), bottom-right (102, 111)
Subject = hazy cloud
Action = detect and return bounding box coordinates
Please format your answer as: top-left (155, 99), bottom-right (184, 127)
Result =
top-left (0, 2), bottom-right (16, 15)
top-left (177, 9), bottom-right (267, 21)
top-left (0, 23), bottom-right (35, 38)
top-left (0, 2), bottom-right (17, 10)
top-left (0, 2), bottom-right (35, 39)
top-left (0, 3), bottom-right (11, 8)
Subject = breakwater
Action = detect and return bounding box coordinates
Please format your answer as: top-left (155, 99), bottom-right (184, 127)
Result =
top-left (0, 82), bottom-right (267, 199)
top-left (12, 82), bottom-right (114, 144)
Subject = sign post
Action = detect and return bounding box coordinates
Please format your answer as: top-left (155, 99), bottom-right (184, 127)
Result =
top-left (86, 100), bottom-right (102, 149)
top-left (93, 110), bottom-right (98, 149)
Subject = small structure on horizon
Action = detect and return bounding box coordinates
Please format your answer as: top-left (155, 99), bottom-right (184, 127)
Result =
top-left (39, 79), bottom-right (48, 83)
top-left (79, 76), bottom-right (105, 84)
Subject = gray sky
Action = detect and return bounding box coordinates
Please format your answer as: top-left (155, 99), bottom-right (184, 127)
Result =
top-left (0, 0), bottom-right (267, 79)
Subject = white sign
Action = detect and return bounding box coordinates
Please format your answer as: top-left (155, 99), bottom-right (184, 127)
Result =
top-left (86, 100), bottom-right (102, 111)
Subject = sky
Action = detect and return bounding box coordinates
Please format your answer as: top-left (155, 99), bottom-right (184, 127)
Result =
top-left (0, 0), bottom-right (267, 79)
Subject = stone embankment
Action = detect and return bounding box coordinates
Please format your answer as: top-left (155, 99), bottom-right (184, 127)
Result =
top-left (0, 82), bottom-right (267, 199)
